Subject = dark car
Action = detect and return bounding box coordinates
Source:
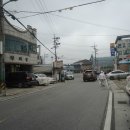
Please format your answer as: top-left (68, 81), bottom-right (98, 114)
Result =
top-left (83, 70), bottom-right (97, 82)
top-left (5, 71), bottom-right (38, 87)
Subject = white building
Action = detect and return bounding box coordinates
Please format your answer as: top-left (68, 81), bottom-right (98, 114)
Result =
top-left (1, 17), bottom-right (40, 79)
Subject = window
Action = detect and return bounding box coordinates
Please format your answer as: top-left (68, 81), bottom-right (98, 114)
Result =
top-left (118, 51), bottom-right (122, 55)
top-left (128, 43), bottom-right (130, 47)
top-left (5, 35), bottom-right (37, 54)
top-left (123, 43), bottom-right (126, 48)
top-left (123, 50), bottom-right (127, 55)
top-left (126, 50), bottom-right (130, 54)
top-left (29, 43), bottom-right (37, 53)
top-left (118, 44), bottom-right (122, 48)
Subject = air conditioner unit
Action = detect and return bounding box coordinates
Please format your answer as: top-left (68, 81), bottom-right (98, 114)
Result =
top-left (0, 41), bottom-right (3, 54)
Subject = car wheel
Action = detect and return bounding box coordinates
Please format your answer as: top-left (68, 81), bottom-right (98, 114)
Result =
top-left (83, 79), bottom-right (87, 82)
top-left (110, 76), bottom-right (114, 80)
top-left (37, 81), bottom-right (40, 86)
top-left (18, 83), bottom-right (23, 88)
top-left (23, 83), bottom-right (29, 87)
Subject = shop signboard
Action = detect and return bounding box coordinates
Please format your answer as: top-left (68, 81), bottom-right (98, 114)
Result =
top-left (110, 43), bottom-right (115, 56)
top-left (53, 60), bottom-right (63, 69)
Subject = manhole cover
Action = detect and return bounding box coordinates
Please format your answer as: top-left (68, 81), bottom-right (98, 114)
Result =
top-left (118, 101), bottom-right (127, 104)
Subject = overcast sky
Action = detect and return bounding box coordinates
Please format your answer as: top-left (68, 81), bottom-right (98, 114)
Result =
top-left (4, 0), bottom-right (130, 64)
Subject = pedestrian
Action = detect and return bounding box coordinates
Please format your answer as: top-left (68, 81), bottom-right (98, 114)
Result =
top-left (98, 71), bottom-right (106, 87)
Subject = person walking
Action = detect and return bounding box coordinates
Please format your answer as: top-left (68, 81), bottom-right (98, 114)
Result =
top-left (98, 71), bottom-right (106, 87)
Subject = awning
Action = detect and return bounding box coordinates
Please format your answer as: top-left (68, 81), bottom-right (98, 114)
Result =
top-left (119, 59), bottom-right (130, 64)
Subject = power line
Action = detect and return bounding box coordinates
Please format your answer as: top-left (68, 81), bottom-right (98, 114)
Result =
top-left (3, 8), bottom-right (55, 56)
top-left (50, 14), bottom-right (130, 32)
top-left (9, 0), bottom-right (106, 19)
top-left (10, 12), bottom-right (130, 32)
top-left (38, 0), bottom-right (55, 34)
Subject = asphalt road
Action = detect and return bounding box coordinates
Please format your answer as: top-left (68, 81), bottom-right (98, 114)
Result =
top-left (0, 74), bottom-right (109, 130)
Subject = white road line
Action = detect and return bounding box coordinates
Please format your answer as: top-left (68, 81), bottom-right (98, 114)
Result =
top-left (103, 91), bottom-right (112, 130)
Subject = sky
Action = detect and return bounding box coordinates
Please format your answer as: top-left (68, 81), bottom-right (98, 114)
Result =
top-left (3, 0), bottom-right (130, 64)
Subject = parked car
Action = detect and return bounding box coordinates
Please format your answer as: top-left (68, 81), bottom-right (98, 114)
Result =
top-left (5, 71), bottom-right (38, 87)
top-left (126, 76), bottom-right (130, 95)
top-left (48, 77), bottom-right (57, 84)
top-left (40, 74), bottom-right (56, 84)
top-left (34, 73), bottom-right (50, 86)
top-left (83, 70), bottom-right (97, 82)
top-left (65, 71), bottom-right (74, 80)
top-left (106, 70), bottom-right (129, 80)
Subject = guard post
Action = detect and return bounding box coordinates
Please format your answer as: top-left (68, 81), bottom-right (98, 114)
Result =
top-left (0, 81), bottom-right (6, 96)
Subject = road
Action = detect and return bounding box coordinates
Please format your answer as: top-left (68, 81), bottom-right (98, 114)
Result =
top-left (0, 74), bottom-right (109, 130)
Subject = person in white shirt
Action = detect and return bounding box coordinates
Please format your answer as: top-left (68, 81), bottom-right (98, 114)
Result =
top-left (98, 71), bottom-right (106, 87)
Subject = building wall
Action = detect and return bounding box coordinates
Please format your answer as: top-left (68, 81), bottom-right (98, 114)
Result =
top-left (4, 19), bottom-right (37, 44)
top-left (4, 53), bottom-right (37, 65)
top-left (3, 18), bottom-right (38, 65)
top-left (118, 64), bottom-right (129, 72)
top-left (117, 39), bottom-right (130, 60)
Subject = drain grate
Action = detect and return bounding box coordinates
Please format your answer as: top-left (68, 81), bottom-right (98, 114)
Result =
top-left (118, 101), bottom-right (127, 104)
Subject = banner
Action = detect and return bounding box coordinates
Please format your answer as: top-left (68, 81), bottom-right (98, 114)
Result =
top-left (110, 43), bottom-right (115, 56)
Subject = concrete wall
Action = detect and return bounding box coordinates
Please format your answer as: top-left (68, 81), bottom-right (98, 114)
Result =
top-left (3, 18), bottom-right (38, 65)
top-left (4, 53), bottom-right (37, 65)
top-left (4, 18), bottom-right (37, 44)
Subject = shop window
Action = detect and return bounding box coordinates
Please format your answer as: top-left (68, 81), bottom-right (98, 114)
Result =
top-left (5, 35), bottom-right (36, 54)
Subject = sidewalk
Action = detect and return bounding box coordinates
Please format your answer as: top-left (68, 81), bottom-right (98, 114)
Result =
top-left (0, 84), bottom-right (56, 102)
top-left (109, 80), bottom-right (130, 130)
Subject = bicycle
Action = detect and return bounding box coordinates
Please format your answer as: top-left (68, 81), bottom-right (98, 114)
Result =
top-left (100, 79), bottom-right (106, 87)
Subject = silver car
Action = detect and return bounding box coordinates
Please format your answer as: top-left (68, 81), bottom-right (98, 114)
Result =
top-left (106, 70), bottom-right (129, 80)
top-left (65, 71), bottom-right (74, 80)
top-left (126, 75), bottom-right (130, 95)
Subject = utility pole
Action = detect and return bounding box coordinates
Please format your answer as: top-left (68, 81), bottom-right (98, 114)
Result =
top-left (0, 0), bottom-right (4, 82)
top-left (51, 35), bottom-right (60, 81)
top-left (0, 0), bottom-right (17, 95)
top-left (53, 35), bottom-right (60, 61)
top-left (0, 0), bottom-right (17, 82)
top-left (91, 44), bottom-right (98, 70)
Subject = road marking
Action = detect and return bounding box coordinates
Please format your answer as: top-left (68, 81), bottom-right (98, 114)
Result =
top-left (103, 91), bottom-right (112, 130)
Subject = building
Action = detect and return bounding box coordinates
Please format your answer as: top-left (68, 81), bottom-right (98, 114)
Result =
top-left (72, 59), bottom-right (92, 73)
top-left (0, 16), bottom-right (39, 81)
top-left (63, 64), bottom-right (75, 72)
top-left (115, 35), bottom-right (130, 71)
top-left (33, 64), bottom-right (53, 76)
top-left (115, 35), bottom-right (130, 61)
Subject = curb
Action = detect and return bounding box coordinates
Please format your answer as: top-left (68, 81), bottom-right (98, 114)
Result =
top-left (103, 90), bottom-right (112, 130)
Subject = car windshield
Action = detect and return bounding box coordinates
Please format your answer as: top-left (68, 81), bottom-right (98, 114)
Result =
top-left (66, 72), bottom-right (73, 75)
